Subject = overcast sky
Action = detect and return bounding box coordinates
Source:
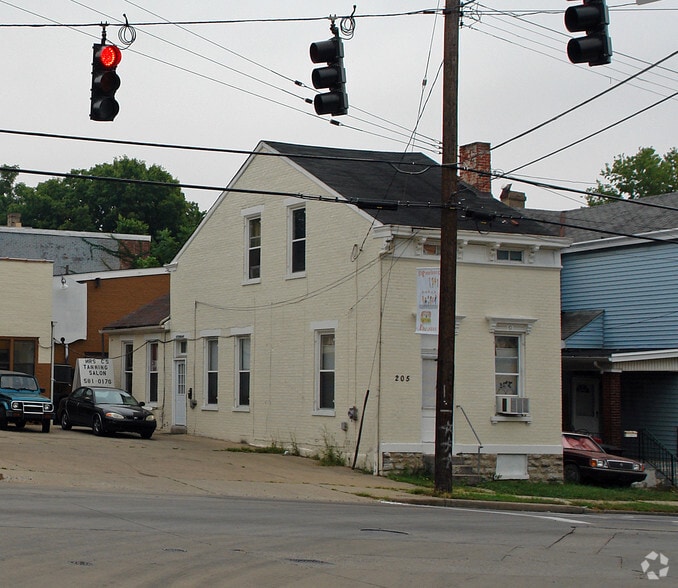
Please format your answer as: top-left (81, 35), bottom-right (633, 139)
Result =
top-left (1, 1), bottom-right (676, 213)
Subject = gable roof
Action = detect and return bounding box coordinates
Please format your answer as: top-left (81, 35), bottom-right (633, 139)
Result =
top-left (262, 141), bottom-right (557, 237)
top-left (525, 192), bottom-right (678, 243)
top-left (102, 293), bottom-right (170, 331)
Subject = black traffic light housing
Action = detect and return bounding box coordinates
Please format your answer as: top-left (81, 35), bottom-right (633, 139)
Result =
top-left (90, 43), bottom-right (122, 121)
top-left (565, 0), bottom-right (612, 66)
top-left (309, 27), bottom-right (348, 116)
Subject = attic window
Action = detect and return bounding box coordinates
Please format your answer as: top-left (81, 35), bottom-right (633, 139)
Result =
top-left (497, 248), bottom-right (523, 263)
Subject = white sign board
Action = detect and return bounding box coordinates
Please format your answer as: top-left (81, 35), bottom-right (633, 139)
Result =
top-left (72, 358), bottom-right (114, 389)
top-left (416, 267), bottom-right (440, 335)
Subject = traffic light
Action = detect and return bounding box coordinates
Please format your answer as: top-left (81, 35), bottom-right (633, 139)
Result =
top-left (309, 33), bottom-right (348, 116)
top-left (564, 0), bottom-right (612, 66)
top-left (90, 43), bottom-right (122, 121)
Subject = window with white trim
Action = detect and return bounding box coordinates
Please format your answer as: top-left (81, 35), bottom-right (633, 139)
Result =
top-left (122, 341), bottom-right (133, 393)
top-left (246, 216), bottom-right (261, 280)
top-left (488, 316), bottom-right (536, 418)
top-left (206, 338), bottom-right (218, 405)
top-left (289, 206), bottom-right (306, 275)
top-left (147, 341), bottom-right (159, 403)
top-left (494, 335), bottom-right (521, 395)
top-left (316, 331), bottom-right (335, 411)
top-left (236, 335), bottom-right (251, 407)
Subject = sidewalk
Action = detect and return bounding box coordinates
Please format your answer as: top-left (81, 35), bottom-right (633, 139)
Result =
top-left (0, 428), bottom-right (418, 503)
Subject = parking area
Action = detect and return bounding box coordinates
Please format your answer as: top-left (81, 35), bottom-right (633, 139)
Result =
top-left (0, 426), bottom-right (416, 503)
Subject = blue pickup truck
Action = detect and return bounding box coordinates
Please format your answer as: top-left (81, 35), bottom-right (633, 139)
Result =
top-left (0, 370), bottom-right (53, 433)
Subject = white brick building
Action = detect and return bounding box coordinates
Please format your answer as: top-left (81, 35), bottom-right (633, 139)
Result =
top-left (108, 140), bottom-right (569, 480)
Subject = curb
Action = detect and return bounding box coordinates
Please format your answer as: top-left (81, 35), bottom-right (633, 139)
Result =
top-left (384, 496), bottom-right (590, 514)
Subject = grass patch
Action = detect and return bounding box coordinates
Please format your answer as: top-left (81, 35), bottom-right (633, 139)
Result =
top-left (387, 472), bottom-right (678, 511)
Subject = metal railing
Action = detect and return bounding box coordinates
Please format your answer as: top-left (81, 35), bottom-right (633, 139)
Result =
top-left (456, 405), bottom-right (483, 478)
top-left (637, 429), bottom-right (677, 487)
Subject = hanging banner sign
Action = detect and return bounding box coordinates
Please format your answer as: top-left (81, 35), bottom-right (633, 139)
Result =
top-left (416, 267), bottom-right (440, 335)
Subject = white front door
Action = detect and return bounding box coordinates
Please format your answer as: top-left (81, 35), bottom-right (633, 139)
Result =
top-left (174, 359), bottom-right (187, 427)
top-left (421, 356), bottom-right (437, 443)
top-left (571, 377), bottom-right (600, 434)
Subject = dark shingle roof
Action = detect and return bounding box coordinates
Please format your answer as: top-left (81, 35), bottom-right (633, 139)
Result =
top-left (263, 141), bottom-right (557, 237)
top-left (526, 192), bottom-right (678, 243)
top-left (103, 293), bottom-right (169, 331)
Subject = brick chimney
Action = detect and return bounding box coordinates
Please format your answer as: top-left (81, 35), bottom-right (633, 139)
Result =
top-left (499, 184), bottom-right (526, 209)
top-left (459, 142), bottom-right (491, 193)
top-left (7, 212), bottom-right (22, 227)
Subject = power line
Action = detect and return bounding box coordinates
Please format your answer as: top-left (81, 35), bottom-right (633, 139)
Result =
top-left (2, 1), bottom-right (441, 152)
top-left (507, 89), bottom-right (678, 174)
top-left (493, 50), bottom-right (678, 151)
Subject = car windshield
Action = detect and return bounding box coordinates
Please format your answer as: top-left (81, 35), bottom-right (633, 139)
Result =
top-left (94, 389), bottom-right (139, 406)
top-left (562, 435), bottom-right (603, 452)
top-left (0, 374), bottom-right (39, 391)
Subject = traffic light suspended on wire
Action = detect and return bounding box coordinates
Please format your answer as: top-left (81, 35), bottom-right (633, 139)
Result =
top-left (309, 29), bottom-right (348, 116)
top-left (564, 0), bottom-right (612, 66)
top-left (90, 43), bottom-right (122, 121)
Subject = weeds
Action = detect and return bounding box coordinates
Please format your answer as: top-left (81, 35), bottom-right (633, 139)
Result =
top-left (316, 430), bottom-right (345, 466)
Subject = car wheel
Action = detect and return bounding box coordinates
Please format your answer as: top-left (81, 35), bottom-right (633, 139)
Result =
top-left (42, 420), bottom-right (51, 433)
top-left (15, 420), bottom-right (26, 430)
top-left (60, 412), bottom-right (72, 430)
top-left (92, 414), bottom-right (105, 436)
top-left (0, 408), bottom-right (7, 430)
top-left (140, 431), bottom-right (153, 440)
top-left (564, 463), bottom-right (581, 484)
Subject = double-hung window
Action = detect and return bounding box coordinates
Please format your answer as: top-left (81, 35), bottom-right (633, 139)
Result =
top-left (206, 338), bottom-right (218, 405)
top-left (316, 331), bottom-right (335, 411)
top-left (247, 216), bottom-right (261, 280)
top-left (122, 342), bottom-right (133, 393)
top-left (488, 317), bottom-right (536, 418)
top-left (147, 341), bottom-right (159, 403)
top-left (289, 206), bottom-right (306, 275)
top-left (494, 335), bottom-right (520, 395)
top-left (236, 335), bottom-right (251, 408)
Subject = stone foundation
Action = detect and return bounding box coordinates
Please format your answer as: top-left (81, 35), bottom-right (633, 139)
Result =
top-left (382, 451), bottom-right (563, 483)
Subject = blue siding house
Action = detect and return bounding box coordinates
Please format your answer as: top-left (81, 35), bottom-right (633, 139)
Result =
top-left (526, 192), bottom-right (678, 458)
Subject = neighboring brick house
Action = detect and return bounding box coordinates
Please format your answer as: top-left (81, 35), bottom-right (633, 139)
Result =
top-left (51, 268), bottom-right (169, 406)
top-left (114, 140), bottom-right (568, 481)
top-left (0, 215), bottom-right (167, 404)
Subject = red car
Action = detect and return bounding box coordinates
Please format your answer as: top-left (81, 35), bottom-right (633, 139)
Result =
top-left (562, 432), bottom-right (646, 486)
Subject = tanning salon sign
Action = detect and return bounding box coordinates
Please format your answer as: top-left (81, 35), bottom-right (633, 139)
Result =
top-left (72, 358), bottom-right (114, 389)
top-left (416, 267), bottom-right (440, 335)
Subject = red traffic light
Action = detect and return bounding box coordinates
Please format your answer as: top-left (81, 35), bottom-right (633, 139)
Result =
top-left (96, 44), bottom-right (122, 69)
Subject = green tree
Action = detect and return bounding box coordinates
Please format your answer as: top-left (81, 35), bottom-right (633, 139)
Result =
top-left (587, 147), bottom-right (678, 206)
top-left (14, 157), bottom-right (204, 265)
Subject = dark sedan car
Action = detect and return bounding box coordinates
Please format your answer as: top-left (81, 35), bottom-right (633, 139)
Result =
top-left (58, 386), bottom-right (156, 439)
top-left (562, 432), bottom-right (646, 486)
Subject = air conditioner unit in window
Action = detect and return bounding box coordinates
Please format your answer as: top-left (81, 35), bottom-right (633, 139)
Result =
top-left (496, 395), bottom-right (530, 415)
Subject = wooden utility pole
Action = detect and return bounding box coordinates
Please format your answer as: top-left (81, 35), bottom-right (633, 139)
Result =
top-left (434, 0), bottom-right (460, 493)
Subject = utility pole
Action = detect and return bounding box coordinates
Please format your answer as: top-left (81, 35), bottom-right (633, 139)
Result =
top-left (434, 0), bottom-right (460, 493)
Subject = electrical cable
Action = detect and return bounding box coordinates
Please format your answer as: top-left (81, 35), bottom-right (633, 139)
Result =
top-left (507, 89), bottom-right (678, 174)
top-left (492, 52), bottom-right (678, 150)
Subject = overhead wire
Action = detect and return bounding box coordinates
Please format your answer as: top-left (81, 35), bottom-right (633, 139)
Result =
top-left (507, 89), bottom-right (678, 174)
top-left (68, 0), bottom-right (442, 152)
